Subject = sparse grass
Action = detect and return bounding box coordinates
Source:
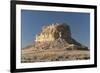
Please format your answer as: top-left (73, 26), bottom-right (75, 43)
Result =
top-left (21, 49), bottom-right (90, 63)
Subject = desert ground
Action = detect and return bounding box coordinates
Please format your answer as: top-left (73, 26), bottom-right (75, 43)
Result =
top-left (21, 48), bottom-right (90, 63)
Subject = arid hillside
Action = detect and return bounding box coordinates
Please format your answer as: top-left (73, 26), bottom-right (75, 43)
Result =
top-left (21, 23), bottom-right (90, 63)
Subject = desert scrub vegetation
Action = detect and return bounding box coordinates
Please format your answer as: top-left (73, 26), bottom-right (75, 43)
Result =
top-left (21, 50), bottom-right (90, 63)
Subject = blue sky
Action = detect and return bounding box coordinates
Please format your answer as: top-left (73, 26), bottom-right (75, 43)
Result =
top-left (21, 10), bottom-right (90, 48)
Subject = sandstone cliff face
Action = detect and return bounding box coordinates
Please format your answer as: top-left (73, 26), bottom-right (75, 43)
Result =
top-left (21, 23), bottom-right (89, 63)
top-left (35, 23), bottom-right (71, 42)
top-left (35, 23), bottom-right (85, 47)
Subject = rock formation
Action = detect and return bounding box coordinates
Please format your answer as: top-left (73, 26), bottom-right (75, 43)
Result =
top-left (21, 23), bottom-right (89, 63)
top-left (35, 23), bottom-right (71, 42)
top-left (34, 23), bottom-right (88, 50)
